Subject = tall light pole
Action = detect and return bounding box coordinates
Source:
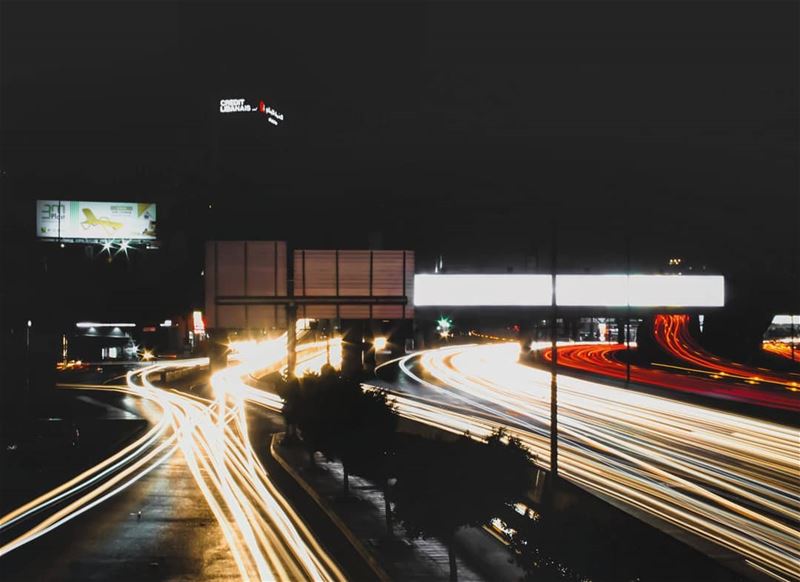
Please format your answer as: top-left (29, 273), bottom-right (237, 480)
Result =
top-left (26, 320), bottom-right (32, 413)
top-left (624, 191), bottom-right (632, 385)
top-left (626, 233), bottom-right (632, 385)
top-left (550, 220), bottom-right (558, 478)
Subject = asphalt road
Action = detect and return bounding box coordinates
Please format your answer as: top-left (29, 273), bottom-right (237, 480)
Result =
top-left (2, 354), bottom-right (378, 582)
top-left (0, 395), bottom-right (241, 582)
top-left (373, 345), bottom-right (798, 581)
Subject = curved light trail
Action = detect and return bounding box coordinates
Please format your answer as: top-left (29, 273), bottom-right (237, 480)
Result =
top-left (0, 380), bottom-right (178, 557)
top-left (545, 342), bottom-right (800, 411)
top-left (0, 360), bottom-right (208, 557)
top-left (653, 314), bottom-right (800, 391)
top-left (381, 343), bottom-right (800, 581)
top-left (763, 340), bottom-right (799, 364)
top-left (1, 338), bottom-right (346, 582)
top-left (6, 330), bottom-right (796, 580)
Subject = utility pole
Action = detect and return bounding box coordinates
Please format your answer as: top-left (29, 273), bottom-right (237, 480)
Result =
top-left (550, 220), bottom-right (558, 478)
top-left (623, 189), bottom-right (632, 385)
top-left (287, 303), bottom-right (297, 378)
top-left (26, 320), bottom-right (32, 407)
top-left (626, 232), bottom-right (631, 385)
top-left (286, 245), bottom-right (297, 378)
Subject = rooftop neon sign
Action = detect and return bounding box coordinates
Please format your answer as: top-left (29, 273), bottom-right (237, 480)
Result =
top-left (219, 98), bottom-right (284, 125)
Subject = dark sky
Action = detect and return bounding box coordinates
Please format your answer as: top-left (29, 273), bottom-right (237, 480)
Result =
top-left (1, 1), bottom-right (798, 318)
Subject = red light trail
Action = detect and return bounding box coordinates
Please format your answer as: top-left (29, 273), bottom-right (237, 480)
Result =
top-left (542, 315), bottom-right (799, 412)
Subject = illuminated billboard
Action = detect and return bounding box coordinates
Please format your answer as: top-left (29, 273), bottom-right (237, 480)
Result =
top-left (415, 274), bottom-right (552, 306)
top-left (37, 200), bottom-right (157, 242)
top-left (557, 275), bottom-right (725, 307)
top-left (414, 274), bottom-right (724, 307)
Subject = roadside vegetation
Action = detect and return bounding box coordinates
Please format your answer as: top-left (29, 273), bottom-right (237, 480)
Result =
top-left (275, 370), bottom-right (535, 581)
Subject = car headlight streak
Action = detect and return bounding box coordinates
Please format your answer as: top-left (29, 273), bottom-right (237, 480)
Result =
top-left (389, 343), bottom-right (799, 581)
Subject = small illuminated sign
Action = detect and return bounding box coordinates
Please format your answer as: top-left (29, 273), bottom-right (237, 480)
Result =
top-left (193, 310), bottom-right (206, 334)
top-left (219, 98), bottom-right (253, 113)
top-left (219, 98), bottom-right (285, 125)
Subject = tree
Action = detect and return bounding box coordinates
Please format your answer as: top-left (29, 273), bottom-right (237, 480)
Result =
top-left (336, 381), bottom-right (398, 533)
top-left (277, 369), bottom-right (399, 505)
top-left (275, 370), bottom-right (337, 462)
top-left (294, 370), bottom-right (338, 466)
top-left (274, 373), bottom-right (301, 440)
top-left (316, 374), bottom-right (398, 499)
top-left (392, 430), bottom-right (534, 581)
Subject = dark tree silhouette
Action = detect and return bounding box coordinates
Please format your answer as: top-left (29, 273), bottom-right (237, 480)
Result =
top-left (393, 430), bottom-right (534, 581)
top-left (316, 375), bottom-right (397, 498)
top-left (274, 373), bottom-right (301, 440)
top-left (275, 370), bottom-right (337, 463)
top-left (277, 369), bottom-right (398, 502)
top-left (337, 381), bottom-right (398, 532)
top-left (294, 370), bottom-right (337, 466)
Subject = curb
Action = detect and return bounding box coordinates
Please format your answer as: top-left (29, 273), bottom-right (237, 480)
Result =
top-left (269, 434), bottom-right (392, 582)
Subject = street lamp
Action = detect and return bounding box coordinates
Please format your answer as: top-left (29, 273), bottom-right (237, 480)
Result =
top-left (26, 320), bottom-right (32, 408)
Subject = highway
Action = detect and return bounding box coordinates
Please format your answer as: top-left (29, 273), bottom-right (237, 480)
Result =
top-left (3, 332), bottom-right (797, 581)
top-left (545, 343), bottom-right (800, 412)
top-left (214, 336), bottom-right (800, 581)
top-left (540, 315), bottom-right (800, 412)
top-left (652, 315), bottom-right (800, 391)
top-left (0, 336), bottom-right (346, 582)
top-left (216, 336), bottom-right (800, 581)
top-left (373, 343), bottom-right (800, 582)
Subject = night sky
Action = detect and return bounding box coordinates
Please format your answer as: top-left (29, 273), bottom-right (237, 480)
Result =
top-left (1, 1), bottom-right (798, 321)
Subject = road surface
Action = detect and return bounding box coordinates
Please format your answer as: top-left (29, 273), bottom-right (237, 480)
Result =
top-left (373, 343), bottom-right (799, 581)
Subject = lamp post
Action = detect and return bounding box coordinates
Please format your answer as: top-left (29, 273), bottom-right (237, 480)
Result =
top-left (550, 221), bottom-right (558, 478)
top-left (626, 234), bottom-right (631, 385)
top-left (26, 320), bottom-right (32, 391)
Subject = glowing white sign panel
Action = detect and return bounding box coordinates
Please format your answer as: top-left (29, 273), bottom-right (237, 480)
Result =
top-left (193, 310), bottom-right (206, 334)
top-left (772, 315), bottom-right (800, 325)
top-left (627, 275), bottom-right (724, 307)
top-left (414, 274), bottom-right (724, 307)
top-left (558, 275), bottom-right (725, 307)
top-left (76, 322), bottom-right (135, 328)
top-left (414, 274), bottom-right (552, 306)
top-left (37, 201), bottom-right (157, 242)
top-left (558, 275), bottom-right (628, 306)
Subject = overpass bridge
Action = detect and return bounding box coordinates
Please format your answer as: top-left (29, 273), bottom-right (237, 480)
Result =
top-left (204, 241), bottom-right (731, 374)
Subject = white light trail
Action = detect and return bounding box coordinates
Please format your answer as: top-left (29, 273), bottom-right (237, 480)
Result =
top-left (385, 343), bottom-right (799, 581)
top-left (0, 342), bottom-right (345, 582)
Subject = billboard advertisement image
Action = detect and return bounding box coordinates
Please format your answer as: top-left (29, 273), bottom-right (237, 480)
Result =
top-left (37, 200), bottom-right (157, 241)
